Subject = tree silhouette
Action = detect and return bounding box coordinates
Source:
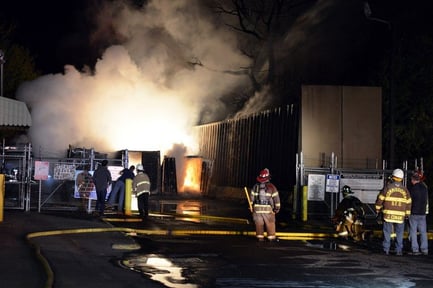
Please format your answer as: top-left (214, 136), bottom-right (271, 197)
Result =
top-left (214, 0), bottom-right (312, 102)
top-left (0, 23), bottom-right (39, 99)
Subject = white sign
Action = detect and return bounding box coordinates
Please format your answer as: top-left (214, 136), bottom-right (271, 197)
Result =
top-left (340, 176), bottom-right (384, 204)
top-left (108, 165), bottom-right (125, 181)
top-left (326, 174), bottom-right (340, 193)
top-left (53, 164), bottom-right (76, 180)
top-left (34, 161), bottom-right (49, 180)
top-left (340, 177), bottom-right (384, 191)
top-left (307, 174), bottom-right (326, 201)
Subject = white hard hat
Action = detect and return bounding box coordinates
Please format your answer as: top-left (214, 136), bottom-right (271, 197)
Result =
top-left (136, 164), bottom-right (144, 171)
top-left (392, 168), bottom-right (404, 179)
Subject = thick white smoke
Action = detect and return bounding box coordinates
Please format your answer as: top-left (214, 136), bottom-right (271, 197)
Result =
top-left (17, 0), bottom-right (250, 158)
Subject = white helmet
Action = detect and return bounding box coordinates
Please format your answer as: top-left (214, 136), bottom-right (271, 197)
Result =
top-left (136, 164), bottom-right (144, 171)
top-left (392, 168), bottom-right (404, 180)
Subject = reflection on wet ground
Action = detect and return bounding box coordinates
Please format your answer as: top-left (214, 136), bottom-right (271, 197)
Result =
top-left (120, 254), bottom-right (199, 288)
top-left (122, 239), bottom-right (348, 287)
top-left (174, 201), bottom-right (203, 223)
top-left (109, 224), bottom-right (433, 288)
top-left (105, 199), bottom-right (433, 288)
top-left (305, 239), bottom-right (339, 250)
top-left (149, 199), bottom-right (250, 225)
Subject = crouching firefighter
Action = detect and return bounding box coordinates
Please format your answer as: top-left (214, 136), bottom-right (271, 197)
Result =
top-left (250, 168), bottom-right (281, 242)
top-left (332, 185), bottom-right (366, 241)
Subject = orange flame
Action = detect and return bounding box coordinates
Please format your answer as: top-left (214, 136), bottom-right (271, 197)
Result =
top-left (180, 157), bottom-right (202, 193)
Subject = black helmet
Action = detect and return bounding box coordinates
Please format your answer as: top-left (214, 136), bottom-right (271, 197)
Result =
top-left (342, 185), bottom-right (353, 197)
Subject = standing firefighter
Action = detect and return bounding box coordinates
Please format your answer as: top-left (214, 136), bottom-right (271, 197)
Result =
top-left (375, 168), bottom-right (412, 255)
top-left (133, 164), bottom-right (151, 220)
top-left (250, 168), bottom-right (281, 242)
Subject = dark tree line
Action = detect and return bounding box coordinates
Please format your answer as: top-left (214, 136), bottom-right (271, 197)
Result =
top-left (0, 23), bottom-right (39, 99)
top-left (213, 0), bottom-right (433, 183)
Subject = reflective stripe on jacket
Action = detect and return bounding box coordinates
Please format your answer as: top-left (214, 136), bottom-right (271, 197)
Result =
top-left (250, 182), bottom-right (280, 214)
top-left (375, 181), bottom-right (412, 223)
top-left (133, 172), bottom-right (151, 196)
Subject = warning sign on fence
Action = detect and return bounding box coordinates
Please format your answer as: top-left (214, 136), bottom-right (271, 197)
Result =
top-left (326, 174), bottom-right (340, 193)
top-left (53, 164), bottom-right (76, 180)
top-left (34, 161), bottom-right (49, 180)
top-left (307, 174), bottom-right (325, 201)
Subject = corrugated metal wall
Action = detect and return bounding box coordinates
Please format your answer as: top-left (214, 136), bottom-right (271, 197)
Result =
top-left (195, 105), bottom-right (299, 190)
top-left (0, 96), bottom-right (32, 127)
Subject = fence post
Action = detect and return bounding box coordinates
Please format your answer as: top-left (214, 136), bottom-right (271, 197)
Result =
top-left (0, 174), bottom-right (4, 222)
top-left (292, 185), bottom-right (297, 220)
top-left (302, 185), bottom-right (308, 222)
top-left (125, 178), bottom-right (132, 216)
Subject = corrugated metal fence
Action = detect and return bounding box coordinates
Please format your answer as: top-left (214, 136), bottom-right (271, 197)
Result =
top-left (195, 105), bottom-right (299, 191)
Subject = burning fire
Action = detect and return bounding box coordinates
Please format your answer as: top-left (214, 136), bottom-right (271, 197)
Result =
top-left (180, 157), bottom-right (202, 193)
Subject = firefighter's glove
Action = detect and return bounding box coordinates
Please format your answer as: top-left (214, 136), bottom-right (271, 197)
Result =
top-left (273, 209), bottom-right (279, 214)
top-left (376, 211), bottom-right (384, 225)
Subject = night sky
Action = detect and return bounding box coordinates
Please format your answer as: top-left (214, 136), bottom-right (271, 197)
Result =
top-left (2, 0), bottom-right (432, 78)
top-left (1, 0), bottom-right (103, 74)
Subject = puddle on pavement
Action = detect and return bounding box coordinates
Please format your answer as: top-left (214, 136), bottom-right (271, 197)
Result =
top-left (305, 239), bottom-right (352, 251)
top-left (156, 200), bottom-right (206, 223)
top-left (120, 254), bottom-right (199, 288)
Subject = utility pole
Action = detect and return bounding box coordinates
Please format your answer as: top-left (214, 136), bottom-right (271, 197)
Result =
top-left (0, 49), bottom-right (5, 97)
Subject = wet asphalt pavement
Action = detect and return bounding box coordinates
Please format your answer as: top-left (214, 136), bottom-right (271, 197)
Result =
top-left (2, 197), bottom-right (433, 288)
top-left (108, 214), bottom-right (433, 288)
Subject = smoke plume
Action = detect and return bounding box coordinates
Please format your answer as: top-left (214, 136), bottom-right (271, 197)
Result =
top-left (17, 0), bottom-right (250, 158)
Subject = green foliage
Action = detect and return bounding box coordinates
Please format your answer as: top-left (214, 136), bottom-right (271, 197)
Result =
top-left (0, 23), bottom-right (40, 99)
top-left (3, 45), bottom-right (40, 98)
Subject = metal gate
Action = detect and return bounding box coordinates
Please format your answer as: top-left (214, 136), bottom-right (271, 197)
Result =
top-left (1, 144), bottom-right (33, 210)
top-left (1, 146), bottom-right (169, 212)
top-left (295, 151), bottom-right (422, 221)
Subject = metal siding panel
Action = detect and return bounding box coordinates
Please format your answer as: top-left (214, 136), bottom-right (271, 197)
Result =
top-left (195, 106), bottom-right (298, 190)
top-left (0, 97), bottom-right (32, 127)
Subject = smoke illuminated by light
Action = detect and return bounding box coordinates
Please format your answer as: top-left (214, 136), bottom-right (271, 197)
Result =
top-left (17, 0), bottom-right (250, 159)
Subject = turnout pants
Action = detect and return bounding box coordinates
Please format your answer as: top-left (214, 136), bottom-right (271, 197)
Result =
top-left (137, 192), bottom-right (150, 219)
top-left (253, 212), bottom-right (276, 240)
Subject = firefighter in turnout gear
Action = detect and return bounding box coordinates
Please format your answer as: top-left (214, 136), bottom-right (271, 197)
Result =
top-left (133, 164), bottom-right (151, 220)
top-left (332, 185), bottom-right (365, 241)
top-left (375, 168), bottom-right (412, 255)
top-left (250, 168), bottom-right (281, 242)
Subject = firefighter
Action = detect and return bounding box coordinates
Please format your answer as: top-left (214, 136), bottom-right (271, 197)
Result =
top-left (375, 168), bottom-right (412, 255)
top-left (250, 168), bottom-right (281, 242)
top-left (332, 185), bottom-right (365, 240)
top-left (132, 164), bottom-right (151, 220)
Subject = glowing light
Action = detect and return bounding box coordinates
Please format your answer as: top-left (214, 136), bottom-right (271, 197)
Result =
top-left (123, 255), bottom-right (198, 288)
top-left (180, 157), bottom-right (202, 193)
top-left (175, 201), bottom-right (202, 223)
